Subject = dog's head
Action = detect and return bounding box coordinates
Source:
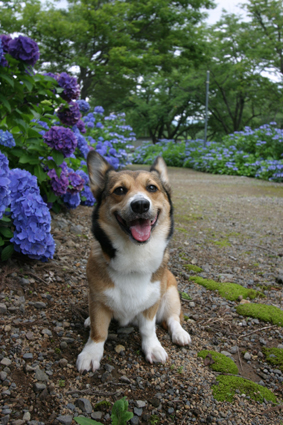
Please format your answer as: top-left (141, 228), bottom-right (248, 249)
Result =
top-left (87, 151), bottom-right (173, 256)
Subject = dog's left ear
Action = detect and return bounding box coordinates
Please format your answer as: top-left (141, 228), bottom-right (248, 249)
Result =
top-left (87, 150), bottom-right (114, 198)
top-left (150, 156), bottom-right (170, 187)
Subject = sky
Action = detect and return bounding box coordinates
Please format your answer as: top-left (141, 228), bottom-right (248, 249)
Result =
top-left (205, 0), bottom-right (246, 25)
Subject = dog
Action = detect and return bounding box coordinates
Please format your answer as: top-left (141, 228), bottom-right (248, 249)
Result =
top-left (76, 151), bottom-right (191, 372)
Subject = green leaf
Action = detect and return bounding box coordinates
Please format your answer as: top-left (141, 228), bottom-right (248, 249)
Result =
top-left (0, 74), bottom-right (14, 87)
top-left (1, 244), bottom-right (14, 261)
top-left (0, 237), bottom-right (5, 247)
top-left (52, 150), bottom-right (64, 166)
top-left (19, 154), bottom-right (39, 165)
top-left (0, 94), bottom-right (11, 112)
top-left (46, 191), bottom-right (58, 203)
top-left (74, 417), bottom-right (103, 425)
top-left (111, 397), bottom-right (133, 425)
top-left (0, 215), bottom-right (11, 223)
top-left (21, 78), bottom-right (34, 91)
top-left (0, 227), bottom-right (14, 238)
top-left (33, 164), bottom-right (47, 183)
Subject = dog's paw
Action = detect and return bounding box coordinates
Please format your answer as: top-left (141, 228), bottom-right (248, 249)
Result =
top-left (84, 317), bottom-right (90, 327)
top-left (172, 327), bottom-right (191, 346)
top-left (144, 340), bottom-right (168, 364)
top-left (76, 339), bottom-right (104, 373)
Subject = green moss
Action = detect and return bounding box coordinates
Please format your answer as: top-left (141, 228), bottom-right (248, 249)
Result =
top-left (211, 239), bottom-right (231, 247)
top-left (236, 303), bottom-right (283, 327)
top-left (262, 347), bottom-right (283, 371)
top-left (176, 227), bottom-right (188, 233)
top-left (94, 400), bottom-right (111, 409)
top-left (184, 264), bottom-right (203, 273)
top-left (180, 292), bottom-right (191, 300)
top-left (190, 276), bottom-right (263, 301)
top-left (198, 350), bottom-right (238, 374)
top-left (212, 375), bottom-right (277, 404)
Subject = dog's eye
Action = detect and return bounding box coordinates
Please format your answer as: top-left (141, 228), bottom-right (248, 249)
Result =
top-left (114, 186), bottom-right (127, 195)
top-left (147, 184), bottom-right (158, 193)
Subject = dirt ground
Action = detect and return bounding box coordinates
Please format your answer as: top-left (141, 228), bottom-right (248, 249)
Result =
top-left (0, 165), bottom-right (283, 425)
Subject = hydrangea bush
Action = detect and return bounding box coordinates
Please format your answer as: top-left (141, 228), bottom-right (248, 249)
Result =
top-left (133, 124), bottom-right (283, 183)
top-left (0, 33), bottom-right (134, 261)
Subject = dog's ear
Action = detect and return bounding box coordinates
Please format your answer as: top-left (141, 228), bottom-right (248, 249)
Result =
top-left (87, 151), bottom-right (114, 198)
top-left (150, 156), bottom-right (170, 186)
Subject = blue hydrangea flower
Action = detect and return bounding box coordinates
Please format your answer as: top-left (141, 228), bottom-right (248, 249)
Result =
top-left (76, 169), bottom-right (95, 206)
top-left (77, 100), bottom-right (90, 113)
top-left (94, 106), bottom-right (104, 114)
top-left (9, 168), bottom-right (55, 261)
top-left (0, 130), bottom-right (15, 148)
top-left (62, 192), bottom-right (81, 209)
top-left (57, 72), bottom-right (80, 102)
top-left (0, 151), bottom-right (11, 219)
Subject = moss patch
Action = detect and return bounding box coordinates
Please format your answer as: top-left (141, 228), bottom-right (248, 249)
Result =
top-left (176, 227), bottom-right (188, 233)
top-left (212, 375), bottom-right (277, 403)
top-left (198, 350), bottom-right (238, 375)
top-left (236, 303), bottom-right (283, 327)
top-left (189, 276), bottom-right (263, 301)
top-left (184, 264), bottom-right (203, 273)
top-left (262, 347), bottom-right (283, 371)
top-left (180, 292), bottom-right (191, 300)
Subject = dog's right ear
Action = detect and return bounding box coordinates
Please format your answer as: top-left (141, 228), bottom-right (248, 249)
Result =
top-left (87, 151), bottom-right (114, 199)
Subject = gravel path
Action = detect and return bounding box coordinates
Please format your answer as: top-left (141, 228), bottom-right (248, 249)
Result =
top-left (0, 165), bottom-right (283, 425)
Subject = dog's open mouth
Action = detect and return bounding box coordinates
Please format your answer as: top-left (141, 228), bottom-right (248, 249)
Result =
top-left (115, 213), bottom-right (159, 243)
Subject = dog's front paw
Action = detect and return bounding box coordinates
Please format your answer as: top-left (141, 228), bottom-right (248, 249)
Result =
top-left (76, 339), bottom-right (104, 373)
top-left (143, 340), bottom-right (168, 364)
top-left (172, 327), bottom-right (191, 346)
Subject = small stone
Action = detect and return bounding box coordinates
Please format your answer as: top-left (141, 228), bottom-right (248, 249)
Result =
top-left (71, 224), bottom-right (84, 234)
top-left (20, 278), bottom-right (30, 285)
top-left (130, 417), bottom-right (139, 425)
top-left (75, 398), bottom-right (93, 413)
top-left (0, 371), bottom-right (7, 381)
top-left (23, 353), bottom-right (33, 360)
top-left (277, 344), bottom-right (283, 349)
top-left (60, 341), bottom-right (68, 349)
top-left (104, 364), bottom-right (115, 373)
top-left (1, 358), bottom-right (11, 366)
top-left (244, 352), bottom-right (251, 360)
top-left (229, 346), bottom-right (238, 354)
top-left (91, 412), bottom-right (103, 420)
top-left (34, 382), bottom-right (47, 392)
top-left (189, 302), bottom-right (195, 308)
top-left (57, 415), bottom-right (73, 425)
top-left (149, 397), bottom-right (160, 408)
top-left (221, 350), bottom-right (234, 360)
top-left (168, 407), bottom-right (175, 414)
top-left (239, 299), bottom-right (250, 305)
top-left (23, 412), bottom-right (31, 421)
top-left (59, 358), bottom-right (68, 367)
top-left (1, 416), bottom-right (9, 425)
top-left (115, 344), bottom-right (125, 354)
top-left (35, 368), bottom-right (49, 382)
top-left (34, 302), bottom-right (46, 309)
top-left (41, 328), bottom-right (52, 337)
top-left (135, 400), bottom-right (146, 408)
top-left (0, 303), bottom-right (7, 313)
top-left (134, 408), bottom-right (143, 416)
top-left (25, 331), bottom-right (34, 341)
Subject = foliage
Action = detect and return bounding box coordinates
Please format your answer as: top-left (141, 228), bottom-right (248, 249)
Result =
top-left (236, 303), bottom-right (283, 327)
top-left (198, 350), bottom-right (239, 374)
top-left (0, 33), bottom-right (133, 261)
top-left (133, 123), bottom-right (283, 182)
top-left (189, 276), bottom-right (263, 301)
top-left (74, 397), bottom-right (133, 425)
top-left (212, 375), bottom-right (277, 403)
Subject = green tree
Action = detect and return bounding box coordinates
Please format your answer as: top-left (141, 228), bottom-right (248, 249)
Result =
top-left (0, 0), bottom-right (215, 102)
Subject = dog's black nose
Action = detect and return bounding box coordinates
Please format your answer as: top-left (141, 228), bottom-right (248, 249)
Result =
top-left (131, 199), bottom-right (150, 214)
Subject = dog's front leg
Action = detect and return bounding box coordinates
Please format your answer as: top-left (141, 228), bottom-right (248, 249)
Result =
top-left (77, 302), bottom-right (112, 372)
top-left (138, 305), bottom-right (168, 364)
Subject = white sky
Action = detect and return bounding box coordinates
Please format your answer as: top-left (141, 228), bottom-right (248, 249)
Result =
top-left (205, 0), bottom-right (245, 25)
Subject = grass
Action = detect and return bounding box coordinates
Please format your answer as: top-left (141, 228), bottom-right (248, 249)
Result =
top-left (189, 276), bottom-right (264, 301)
top-left (184, 264), bottom-right (203, 273)
top-left (236, 303), bottom-right (283, 326)
top-left (212, 376), bottom-right (277, 403)
top-left (198, 350), bottom-right (238, 375)
top-left (262, 347), bottom-right (283, 371)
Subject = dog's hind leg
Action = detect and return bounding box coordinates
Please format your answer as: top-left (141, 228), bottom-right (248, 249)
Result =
top-left (157, 270), bottom-right (191, 346)
top-left (76, 302), bottom-right (112, 372)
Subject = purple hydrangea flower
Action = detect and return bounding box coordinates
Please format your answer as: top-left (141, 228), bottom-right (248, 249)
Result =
top-left (57, 101), bottom-right (81, 126)
top-left (76, 119), bottom-right (86, 134)
top-left (67, 171), bottom-right (85, 194)
top-left (8, 35), bottom-right (40, 66)
top-left (0, 130), bottom-right (15, 148)
top-left (0, 34), bottom-right (12, 52)
top-left (0, 151), bottom-right (11, 219)
top-left (0, 39), bottom-right (8, 67)
top-left (44, 72), bottom-right (57, 79)
top-left (43, 126), bottom-right (77, 157)
top-left (76, 100), bottom-right (90, 113)
top-left (9, 168), bottom-right (55, 261)
top-left (47, 162), bottom-right (69, 196)
top-left (57, 72), bottom-right (80, 102)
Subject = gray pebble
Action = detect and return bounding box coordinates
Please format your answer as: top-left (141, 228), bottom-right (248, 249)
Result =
top-left (35, 368), bottom-right (49, 382)
top-left (104, 364), bottom-right (115, 373)
top-left (244, 352), bottom-right (251, 360)
top-left (1, 358), bottom-right (11, 366)
top-left (60, 341), bottom-right (68, 349)
top-left (229, 346), bottom-right (238, 354)
top-left (23, 353), bottom-right (33, 360)
top-left (135, 400), bottom-right (146, 408)
top-left (41, 328), bottom-right (52, 337)
top-left (91, 412), bottom-right (103, 420)
top-left (0, 303), bottom-right (7, 313)
top-left (1, 416), bottom-right (9, 425)
top-left (130, 417), bottom-right (139, 425)
top-left (277, 344), bottom-right (283, 349)
top-left (20, 278), bottom-right (30, 285)
top-left (22, 412), bottom-right (31, 421)
top-left (134, 407), bottom-right (143, 416)
top-left (75, 398), bottom-right (93, 413)
top-left (33, 382), bottom-right (47, 392)
top-left (56, 415), bottom-right (73, 425)
top-left (34, 302), bottom-right (46, 309)
top-left (0, 371), bottom-right (7, 380)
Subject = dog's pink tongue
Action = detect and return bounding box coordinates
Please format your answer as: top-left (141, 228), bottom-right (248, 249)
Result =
top-left (130, 219), bottom-right (151, 242)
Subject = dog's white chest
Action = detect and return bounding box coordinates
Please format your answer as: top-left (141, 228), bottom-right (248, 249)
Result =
top-left (104, 269), bottom-right (161, 326)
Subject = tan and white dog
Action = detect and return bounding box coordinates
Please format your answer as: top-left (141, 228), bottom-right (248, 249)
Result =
top-left (76, 151), bottom-right (191, 372)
